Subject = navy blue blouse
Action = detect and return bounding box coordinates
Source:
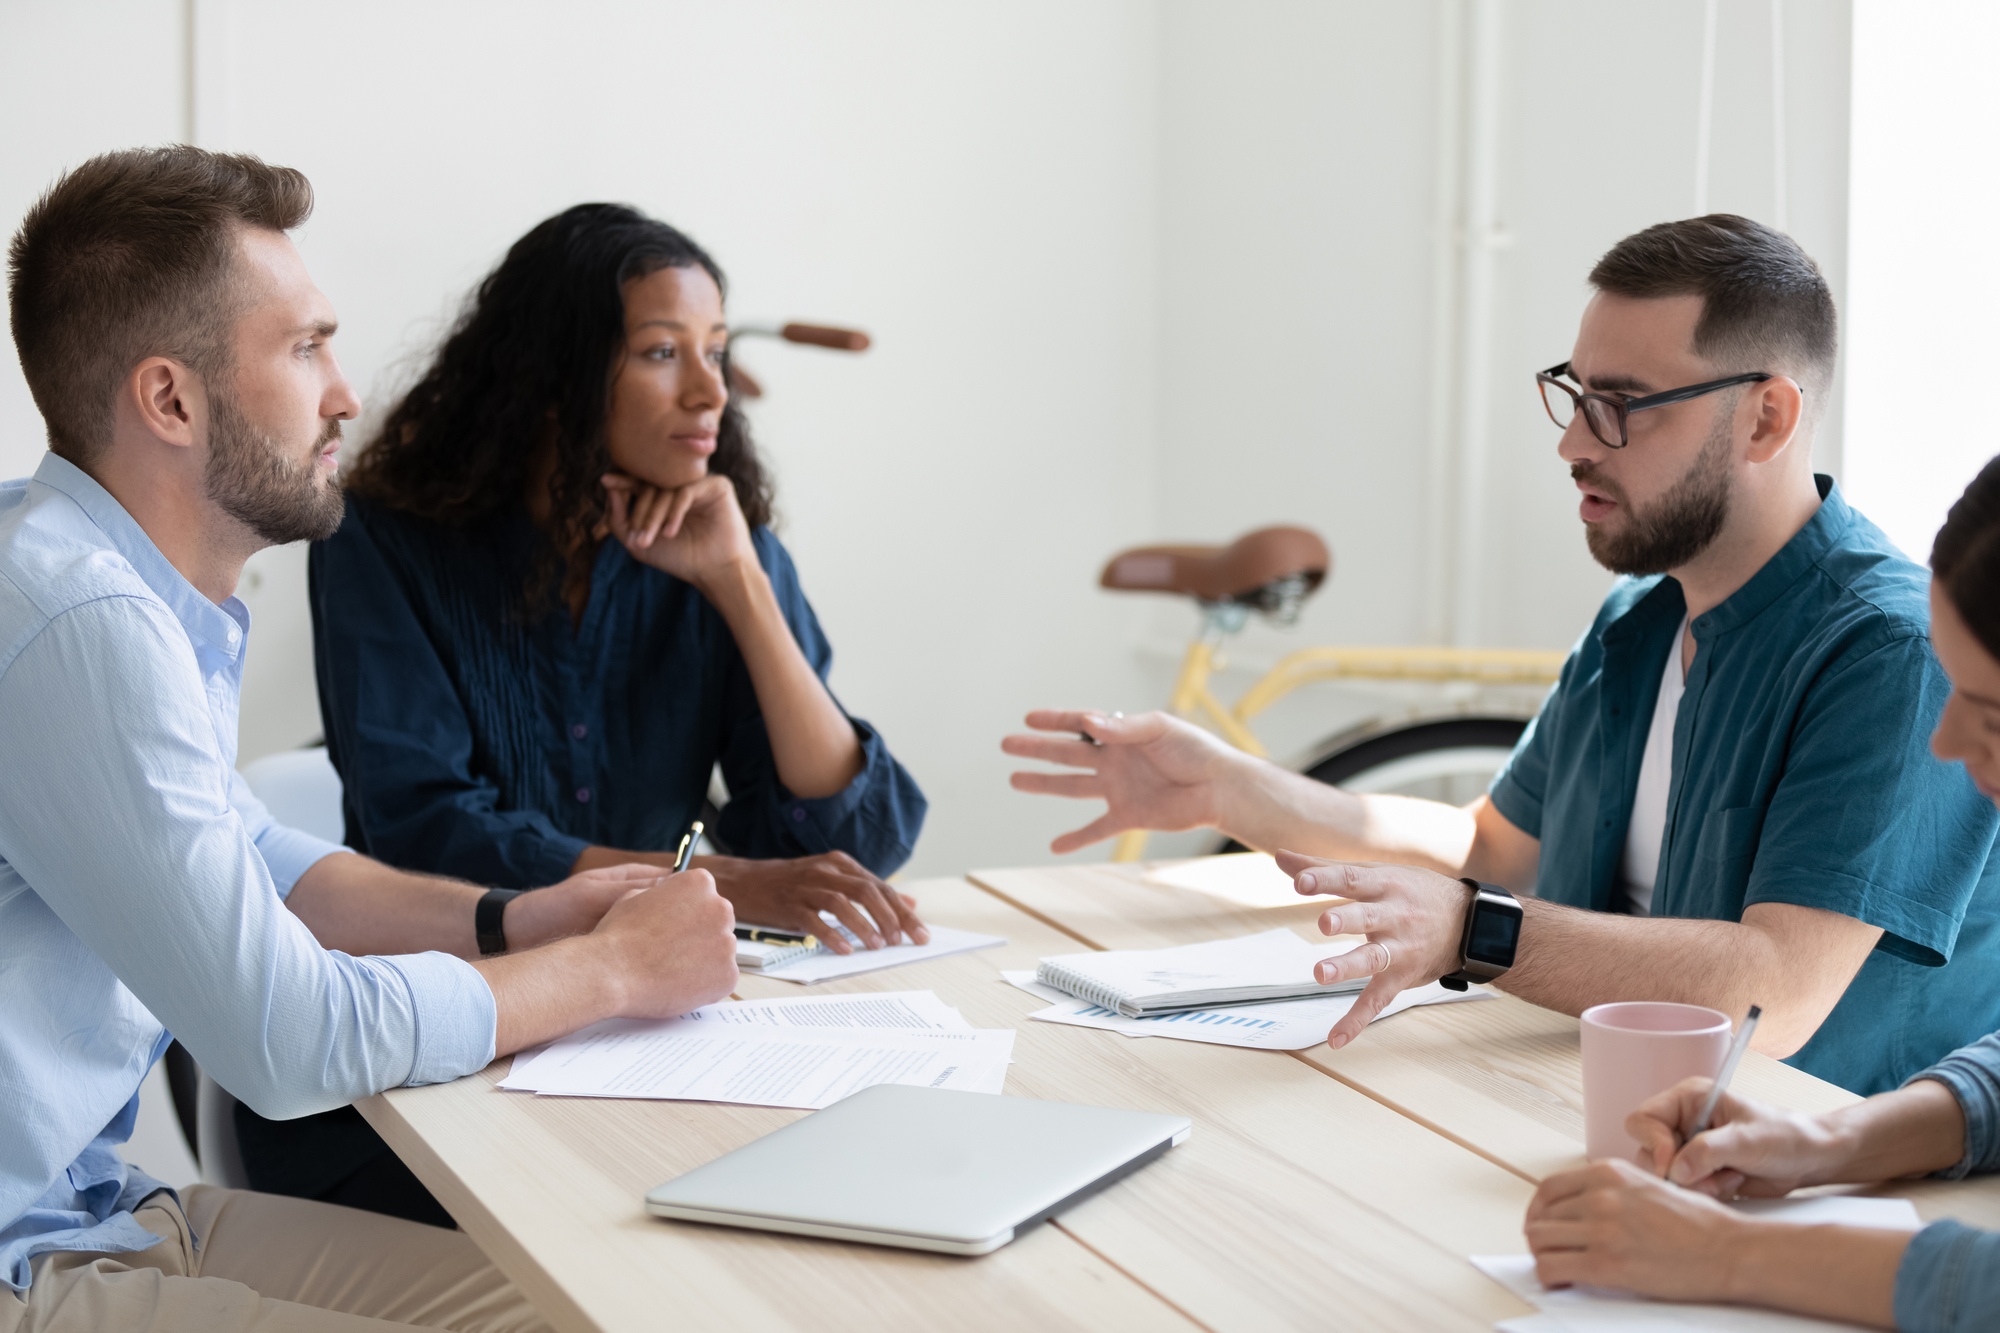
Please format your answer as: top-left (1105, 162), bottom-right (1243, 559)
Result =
top-left (307, 496), bottom-right (926, 887)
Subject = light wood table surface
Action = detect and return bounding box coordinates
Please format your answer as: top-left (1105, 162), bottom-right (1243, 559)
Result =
top-left (361, 876), bottom-right (1538, 1333)
top-left (968, 857), bottom-right (2000, 1230)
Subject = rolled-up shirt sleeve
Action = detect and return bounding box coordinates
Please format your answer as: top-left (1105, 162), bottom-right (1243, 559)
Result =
top-left (1894, 1220), bottom-right (2000, 1333)
top-left (0, 596), bottom-right (495, 1119)
top-left (1889, 1035), bottom-right (2000, 1331)
top-left (1908, 1032), bottom-right (2000, 1179)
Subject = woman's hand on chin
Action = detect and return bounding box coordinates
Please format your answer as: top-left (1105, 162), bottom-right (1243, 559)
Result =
top-left (602, 472), bottom-right (758, 592)
top-left (702, 852), bottom-right (929, 954)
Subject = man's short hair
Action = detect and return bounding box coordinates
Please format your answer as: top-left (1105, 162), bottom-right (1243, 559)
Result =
top-left (7, 146), bottom-right (312, 466)
top-left (1588, 214), bottom-right (1837, 419)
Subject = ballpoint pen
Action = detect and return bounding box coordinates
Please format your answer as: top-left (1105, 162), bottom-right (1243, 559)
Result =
top-left (1689, 1003), bottom-right (1762, 1136)
top-left (671, 819), bottom-right (703, 874)
top-left (733, 925), bottom-right (819, 948)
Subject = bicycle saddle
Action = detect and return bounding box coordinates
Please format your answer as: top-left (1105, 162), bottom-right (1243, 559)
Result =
top-left (1099, 526), bottom-right (1330, 605)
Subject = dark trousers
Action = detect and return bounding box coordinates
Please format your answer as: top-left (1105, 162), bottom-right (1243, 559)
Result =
top-left (233, 1102), bottom-right (456, 1230)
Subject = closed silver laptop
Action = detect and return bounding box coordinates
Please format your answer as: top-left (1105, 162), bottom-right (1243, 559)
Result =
top-left (645, 1083), bottom-right (1191, 1255)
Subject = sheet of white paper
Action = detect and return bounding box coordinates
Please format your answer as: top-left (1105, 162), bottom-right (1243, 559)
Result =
top-left (678, 991), bottom-right (971, 1031)
top-left (959, 1056), bottom-right (1011, 1095)
top-left (755, 924), bottom-right (1006, 984)
top-left (512, 1020), bottom-right (1015, 1109)
top-left (499, 991), bottom-right (975, 1090)
top-left (1143, 853), bottom-right (1304, 908)
top-left (1476, 1196), bottom-right (1921, 1332)
top-left (1005, 974), bottom-right (1491, 1049)
top-left (1000, 971), bottom-right (1068, 1003)
top-left (1725, 1195), bottom-right (1920, 1229)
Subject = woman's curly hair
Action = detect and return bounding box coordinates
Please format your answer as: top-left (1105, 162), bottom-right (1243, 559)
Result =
top-left (344, 203), bottom-right (772, 604)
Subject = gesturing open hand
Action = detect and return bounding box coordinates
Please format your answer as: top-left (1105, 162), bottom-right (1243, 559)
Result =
top-left (1278, 851), bottom-right (1475, 1049)
top-left (1001, 710), bottom-right (1238, 853)
top-left (601, 472), bottom-right (756, 593)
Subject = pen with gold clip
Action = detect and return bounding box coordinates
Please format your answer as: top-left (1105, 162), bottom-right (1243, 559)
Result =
top-left (676, 819), bottom-right (819, 948)
top-left (671, 820), bottom-right (703, 874)
top-left (733, 925), bottom-right (819, 948)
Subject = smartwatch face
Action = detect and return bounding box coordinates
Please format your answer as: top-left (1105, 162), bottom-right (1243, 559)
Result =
top-left (1466, 902), bottom-right (1522, 968)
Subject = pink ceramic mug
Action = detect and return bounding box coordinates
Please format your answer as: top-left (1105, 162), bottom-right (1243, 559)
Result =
top-left (1580, 1001), bottom-right (1733, 1162)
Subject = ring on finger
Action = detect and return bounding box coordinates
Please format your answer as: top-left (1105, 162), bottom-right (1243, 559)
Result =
top-left (1377, 940), bottom-right (1392, 971)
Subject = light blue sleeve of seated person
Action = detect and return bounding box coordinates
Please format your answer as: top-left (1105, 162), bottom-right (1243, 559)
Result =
top-left (1907, 1032), bottom-right (2000, 1179)
top-left (0, 596), bottom-right (497, 1117)
top-left (1894, 1219), bottom-right (2000, 1333)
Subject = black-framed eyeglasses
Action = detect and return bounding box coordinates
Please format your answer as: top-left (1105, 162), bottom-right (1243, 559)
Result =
top-left (1536, 361), bottom-right (1772, 449)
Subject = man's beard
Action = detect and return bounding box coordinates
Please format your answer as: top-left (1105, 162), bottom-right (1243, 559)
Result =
top-left (203, 392), bottom-right (346, 545)
top-left (1577, 414), bottom-right (1733, 576)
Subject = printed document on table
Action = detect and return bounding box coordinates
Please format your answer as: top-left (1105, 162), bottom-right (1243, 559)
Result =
top-left (677, 991), bottom-right (972, 1031)
top-left (506, 1019), bottom-right (1015, 1109)
top-left (1000, 971), bottom-right (1491, 1049)
top-left (501, 990), bottom-right (975, 1089)
top-left (1474, 1196), bottom-right (1920, 1331)
top-left (756, 924), bottom-right (1006, 984)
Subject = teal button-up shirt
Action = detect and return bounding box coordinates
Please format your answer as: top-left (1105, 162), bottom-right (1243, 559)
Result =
top-left (1490, 476), bottom-right (2000, 1095)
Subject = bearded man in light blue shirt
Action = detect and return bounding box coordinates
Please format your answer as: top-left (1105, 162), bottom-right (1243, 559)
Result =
top-left (0, 147), bottom-right (741, 1331)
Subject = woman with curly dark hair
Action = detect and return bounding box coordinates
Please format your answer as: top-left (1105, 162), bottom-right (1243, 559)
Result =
top-left (238, 204), bottom-right (928, 1222)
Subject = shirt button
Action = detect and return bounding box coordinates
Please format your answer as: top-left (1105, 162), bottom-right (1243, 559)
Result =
top-left (571, 724), bottom-right (587, 739)
top-left (791, 807), bottom-right (807, 823)
top-left (575, 787), bottom-right (592, 803)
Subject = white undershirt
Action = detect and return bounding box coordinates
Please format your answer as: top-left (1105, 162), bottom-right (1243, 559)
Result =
top-left (1620, 615), bottom-right (1689, 916)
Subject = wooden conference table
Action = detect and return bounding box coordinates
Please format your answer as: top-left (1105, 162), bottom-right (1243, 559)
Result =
top-left (358, 859), bottom-right (2000, 1332)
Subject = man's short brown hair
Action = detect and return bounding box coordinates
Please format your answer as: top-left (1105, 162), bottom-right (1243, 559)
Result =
top-left (7, 146), bottom-right (313, 465)
top-left (1589, 213), bottom-right (1837, 421)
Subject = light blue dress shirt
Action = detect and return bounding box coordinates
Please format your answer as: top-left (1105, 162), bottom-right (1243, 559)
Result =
top-left (0, 454), bottom-right (497, 1292)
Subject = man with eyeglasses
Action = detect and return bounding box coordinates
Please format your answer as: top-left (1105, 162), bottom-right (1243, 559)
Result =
top-left (1006, 214), bottom-right (2000, 1096)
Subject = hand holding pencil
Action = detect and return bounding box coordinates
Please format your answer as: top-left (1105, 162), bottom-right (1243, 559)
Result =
top-left (1626, 1083), bottom-right (1848, 1200)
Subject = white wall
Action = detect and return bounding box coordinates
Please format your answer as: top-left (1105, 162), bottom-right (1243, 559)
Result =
top-left (2, 0), bottom-right (1165, 878)
top-left (1, 0), bottom-right (1856, 879)
top-left (1139, 0), bottom-right (1851, 792)
top-left (0, 0), bottom-right (184, 473)
top-left (1844, 0), bottom-right (2000, 562)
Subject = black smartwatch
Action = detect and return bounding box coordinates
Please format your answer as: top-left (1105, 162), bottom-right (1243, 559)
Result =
top-left (475, 888), bottom-right (525, 956)
top-left (1439, 879), bottom-right (1522, 991)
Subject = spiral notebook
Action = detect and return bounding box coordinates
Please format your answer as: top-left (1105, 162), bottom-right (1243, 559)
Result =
top-left (1034, 928), bottom-right (1368, 1018)
top-left (736, 937), bottom-right (824, 970)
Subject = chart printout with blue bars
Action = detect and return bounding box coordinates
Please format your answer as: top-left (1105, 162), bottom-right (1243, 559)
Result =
top-left (1007, 971), bottom-right (1492, 1051)
top-left (1074, 1004), bottom-right (1283, 1033)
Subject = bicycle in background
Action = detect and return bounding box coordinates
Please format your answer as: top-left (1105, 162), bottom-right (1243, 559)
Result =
top-left (1096, 526), bottom-right (1565, 861)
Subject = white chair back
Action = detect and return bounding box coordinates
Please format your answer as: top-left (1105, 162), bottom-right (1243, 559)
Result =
top-left (239, 747), bottom-right (345, 844)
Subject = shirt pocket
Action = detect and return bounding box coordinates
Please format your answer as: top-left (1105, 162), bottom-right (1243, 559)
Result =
top-left (1690, 804), bottom-right (1763, 875)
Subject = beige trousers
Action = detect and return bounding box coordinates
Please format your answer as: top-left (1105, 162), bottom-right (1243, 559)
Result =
top-left (2, 1186), bottom-right (550, 1332)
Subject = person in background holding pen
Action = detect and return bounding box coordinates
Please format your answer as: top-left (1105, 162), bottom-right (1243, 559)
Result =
top-left (1523, 456), bottom-right (2000, 1333)
top-left (267, 204), bottom-right (929, 1226)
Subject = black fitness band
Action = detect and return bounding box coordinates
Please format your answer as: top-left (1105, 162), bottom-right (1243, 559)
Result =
top-left (476, 888), bottom-right (525, 956)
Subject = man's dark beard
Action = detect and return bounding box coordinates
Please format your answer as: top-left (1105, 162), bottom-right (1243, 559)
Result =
top-left (203, 392), bottom-right (346, 544)
top-left (1577, 415), bottom-right (1733, 575)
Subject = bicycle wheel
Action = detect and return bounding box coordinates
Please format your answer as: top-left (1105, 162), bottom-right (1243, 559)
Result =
top-left (1214, 715), bottom-right (1527, 854)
